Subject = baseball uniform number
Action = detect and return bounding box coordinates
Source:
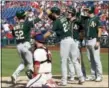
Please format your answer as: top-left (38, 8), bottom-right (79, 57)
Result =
top-left (15, 30), bottom-right (24, 40)
top-left (63, 22), bottom-right (69, 32)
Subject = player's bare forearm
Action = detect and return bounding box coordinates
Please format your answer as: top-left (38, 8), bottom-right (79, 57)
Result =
top-left (43, 31), bottom-right (52, 39)
top-left (98, 27), bottom-right (102, 38)
top-left (95, 27), bottom-right (102, 47)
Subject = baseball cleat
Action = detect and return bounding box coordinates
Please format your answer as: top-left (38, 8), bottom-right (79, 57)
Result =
top-left (11, 76), bottom-right (16, 84)
top-left (69, 77), bottom-right (74, 81)
top-left (95, 77), bottom-right (102, 82)
top-left (85, 76), bottom-right (96, 81)
top-left (58, 82), bottom-right (67, 86)
top-left (78, 77), bottom-right (85, 84)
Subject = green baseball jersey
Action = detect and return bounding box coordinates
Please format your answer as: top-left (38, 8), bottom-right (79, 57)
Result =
top-left (52, 16), bottom-right (72, 40)
top-left (12, 17), bottom-right (41, 44)
top-left (80, 16), bottom-right (89, 31)
top-left (86, 16), bottom-right (102, 38)
top-left (70, 18), bottom-right (83, 40)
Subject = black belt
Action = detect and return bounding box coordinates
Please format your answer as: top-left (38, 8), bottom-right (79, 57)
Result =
top-left (62, 36), bottom-right (71, 40)
top-left (87, 37), bottom-right (95, 40)
top-left (16, 40), bottom-right (26, 44)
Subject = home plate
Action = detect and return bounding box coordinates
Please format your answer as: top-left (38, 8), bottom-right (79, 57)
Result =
top-left (1, 75), bottom-right (108, 87)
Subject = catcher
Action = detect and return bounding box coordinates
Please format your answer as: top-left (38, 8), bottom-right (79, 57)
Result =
top-left (26, 33), bottom-right (57, 87)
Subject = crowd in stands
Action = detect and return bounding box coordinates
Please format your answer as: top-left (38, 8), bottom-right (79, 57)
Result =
top-left (1, 1), bottom-right (109, 47)
top-left (1, 1), bottom-right (31, 10)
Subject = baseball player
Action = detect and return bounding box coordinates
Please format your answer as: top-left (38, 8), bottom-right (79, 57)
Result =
top-left (44, 7), bottom-right (84, 86)
top-left (67, 6), bottom-right (86, 78)
top-left (10, 10), bottom-right (43, 84)
top-left (61, 6), bottom-right (76, 81)
top-left (26, 33), bottom-right (57, 87)
top-left (83, 6), bottom-right (103, 82)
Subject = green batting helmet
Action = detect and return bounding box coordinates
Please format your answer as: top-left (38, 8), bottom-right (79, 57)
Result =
top-left (51, 7), bottom-right (60, 15)
top-left (87, 6), bottom-right (95, 14)
top-left (16, 10), bottom-right (26, 19)
top-left (67, 6), bottom-right (76, 16)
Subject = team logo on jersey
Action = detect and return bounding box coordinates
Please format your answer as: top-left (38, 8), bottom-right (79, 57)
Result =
top-left (90, 21), bottom-right (96, 27)
top-left (73, 24), bottom-right (78, 30)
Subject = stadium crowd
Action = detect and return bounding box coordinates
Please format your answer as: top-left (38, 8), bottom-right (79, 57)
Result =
top-left (1, 1), bottom-right (109, 47)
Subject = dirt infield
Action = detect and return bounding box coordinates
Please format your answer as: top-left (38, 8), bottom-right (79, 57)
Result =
top-left (1, 75), bottom-right (108, 88)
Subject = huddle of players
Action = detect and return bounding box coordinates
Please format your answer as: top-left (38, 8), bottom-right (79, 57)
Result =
top-left (65, 5), bottom-right (102, 84)
top-left (64, 5), bottom-right (102, 84)
top-left (10, 5), bottom-right (102, 87)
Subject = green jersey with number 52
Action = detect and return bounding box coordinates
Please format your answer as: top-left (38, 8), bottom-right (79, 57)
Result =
top-left (12, 20), bottom-right (34, 44)
top-left (52, 16), bottom-right (72, 40)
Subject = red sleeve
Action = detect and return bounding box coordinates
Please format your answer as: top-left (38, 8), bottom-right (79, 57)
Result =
top-left (34, 61), bottom-right (40, 67)
top-left (33, 61), bottom-right (40, 78)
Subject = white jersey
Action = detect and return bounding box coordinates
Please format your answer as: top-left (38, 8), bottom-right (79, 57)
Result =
top-left (26, 48), bottom-right (57, 87)
top-left (34, 48), bottom-right (52, 73)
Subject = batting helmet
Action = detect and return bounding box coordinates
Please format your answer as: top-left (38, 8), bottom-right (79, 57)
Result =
top-left (88, 6), bottom-right (95, 14)
top-left (16, 10), bottom-right (26, 19)
top-left (67, 6), bottom-right (76, 16)
top-left (51, 7), bottom-right (60, 15)
top-left (84, 6), bottom-right (95, 14)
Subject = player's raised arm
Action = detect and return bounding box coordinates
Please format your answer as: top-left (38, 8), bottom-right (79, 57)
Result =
top-left (31, 2), bottom-right (44, 19)
top-left (43, 31), bottom-right (52, 39)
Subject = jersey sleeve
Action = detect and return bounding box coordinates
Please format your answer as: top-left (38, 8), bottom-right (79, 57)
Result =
top-left (27, 20), bottom-right (34, 28)
top-left (52, 21), bottom-right (58, 32)
top-left (27, 17), bottom-right (41, 28)
top-left (34, 17), bottom-right (41, 24)
top-left (52, 19), bottom-right (62, 36)
top-left (34, 49), bottom-right (46, 62)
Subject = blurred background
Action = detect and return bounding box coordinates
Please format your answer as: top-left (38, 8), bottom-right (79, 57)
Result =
top-left (1, 1), bottom-right (109, 48)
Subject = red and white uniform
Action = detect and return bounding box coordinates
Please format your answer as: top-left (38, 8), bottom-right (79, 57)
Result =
top-left (26, 48), bottom-right (56, 87)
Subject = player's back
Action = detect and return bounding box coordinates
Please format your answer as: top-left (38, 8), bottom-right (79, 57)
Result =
top-left (12, 20), bottom-right (33, 43)
top-left (13, 22), bottom-right (26, 44)
top-left (53, 16), bottom-right (72, 40)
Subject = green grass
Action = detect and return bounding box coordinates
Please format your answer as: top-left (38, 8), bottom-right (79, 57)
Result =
top-left (1, 48), bottom-right (108, 76)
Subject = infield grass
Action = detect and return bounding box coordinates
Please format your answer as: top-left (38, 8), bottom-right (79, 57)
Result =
top-left (1, 48), bottom-right (108, 76)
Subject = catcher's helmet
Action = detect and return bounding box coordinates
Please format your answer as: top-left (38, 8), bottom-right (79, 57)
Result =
top-left (16, 10), bottom-right (26, 19)
top-left (67, 6), bottom-right (76, 16)
top-left (35, 33), bottom-right (45, 43)
top-left (51, 7), bottom-right (60, 15)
